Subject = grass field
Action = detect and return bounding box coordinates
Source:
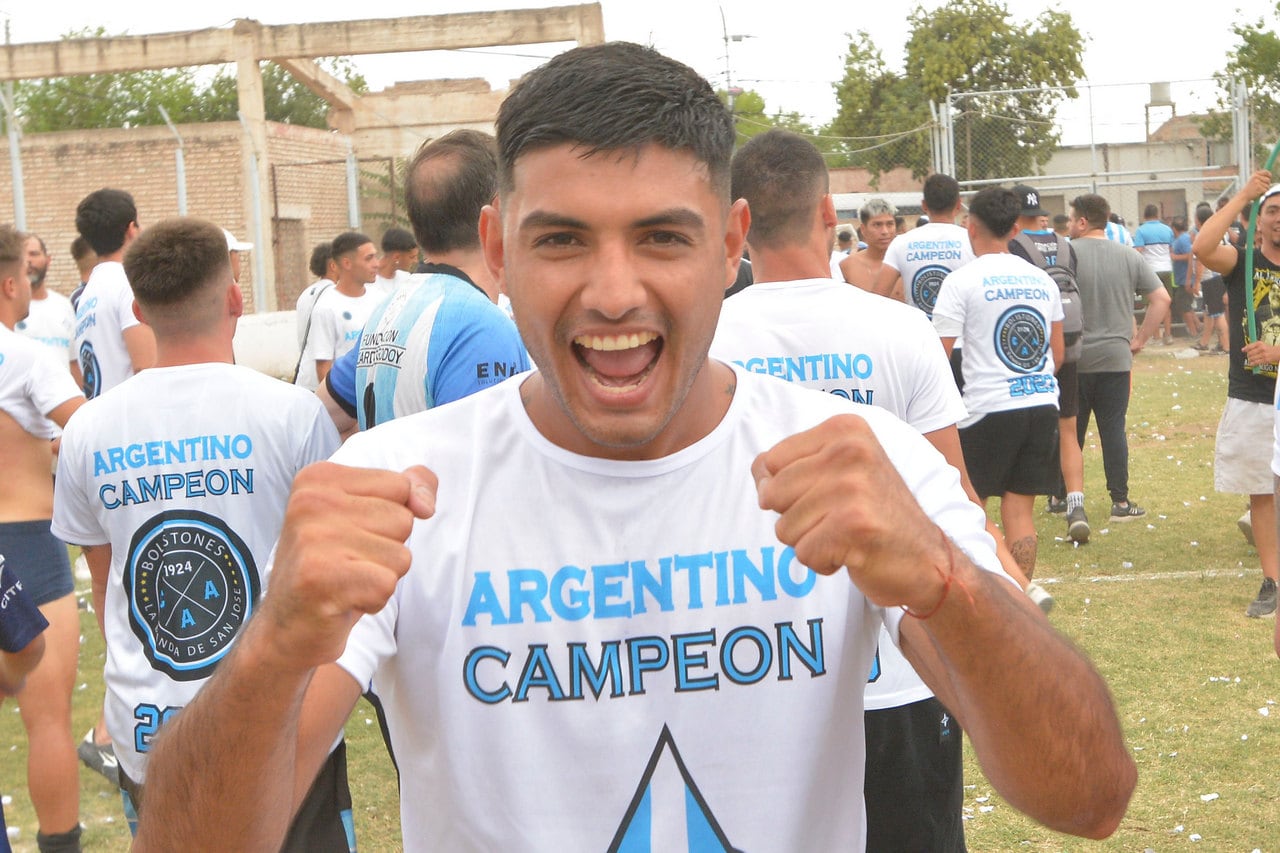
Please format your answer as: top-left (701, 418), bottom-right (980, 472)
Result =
top-left (2, 343), bottom-right (1276, 851)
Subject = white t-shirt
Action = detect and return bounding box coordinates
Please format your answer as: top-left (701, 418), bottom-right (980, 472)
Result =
top-left (370, 270), bottom-right (410, 300)
top-left (712, 278), bottom-right (971, 710)
top-left (74, 261), bottom-right (142, 399)
top-left (333, 366), bottom-right (1000, 850)
top-left (17, 289), bottom-right (76, 368)
top-left (0, 324), bottom-right (83, 439)
top-left (1272, 379), bottom-right (1280, 478)
top-left (306, 286), bottom-right (383, 366)
top-left (932, 253), bottom-right (1064, 425)
top-left (829, 250), bottom-right (848, 279)
top-left (51, 363), bottom-right (339, 785)
top-left (882, 222), bottom-right (976, 317)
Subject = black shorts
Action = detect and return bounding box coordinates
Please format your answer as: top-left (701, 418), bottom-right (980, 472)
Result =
top-left (0, 519), bottom-right (73, 605)
top-left (949, 348), bottom-right (964, 393)
top-left (123, 740), bottom-right (355, 850)
top-left (1056, 360), bottom-right (1079, 419)
top-left (864, 697), bottom-right (966, 853)
top-left (959, 405), bottom-right (1061, 499)
top-left (1202, 274), bottom-right (1225, 317)
top-left (1172, 285), bottom-right (1196, 317)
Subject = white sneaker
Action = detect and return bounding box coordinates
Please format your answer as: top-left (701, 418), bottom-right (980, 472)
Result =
top-left (1239, 510), bottom-right (1255, 547)
top-left (1026, 583), bottom-right (1055, 614)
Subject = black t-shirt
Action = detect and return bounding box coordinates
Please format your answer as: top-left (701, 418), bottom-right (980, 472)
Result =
top-left (1222, 245), bottom-right (1280, 403)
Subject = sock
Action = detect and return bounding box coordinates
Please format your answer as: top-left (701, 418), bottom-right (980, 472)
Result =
top-left (1067, 492), bottom-right (1084, 512)
top-left (36, 824), bottom-right (82, 853)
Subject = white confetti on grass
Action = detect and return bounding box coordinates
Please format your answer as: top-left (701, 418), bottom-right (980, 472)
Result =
top-left (1201, 793), bottom-right (1219, 801)
top-left (1260, 706), bottom-right (1270, 716)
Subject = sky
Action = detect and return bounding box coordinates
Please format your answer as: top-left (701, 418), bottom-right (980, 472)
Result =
top-left (2, 0), bottom-right (1277, 146)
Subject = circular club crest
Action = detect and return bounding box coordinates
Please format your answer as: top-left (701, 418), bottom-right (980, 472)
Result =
top-left (125, 510), bottom-right (259, 681)
top-left (79, 341), bottom-right (101, 400)
top-left (910, 265), bottom-right (949, 315)
top-left (994, 306), bottom-right (1048, 373)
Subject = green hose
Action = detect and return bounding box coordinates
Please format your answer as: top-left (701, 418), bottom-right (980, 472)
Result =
top-left (1244, 139), bottom-right (1280, 373)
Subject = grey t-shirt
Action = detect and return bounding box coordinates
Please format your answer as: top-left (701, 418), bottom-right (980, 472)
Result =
top-left (1072, 236), bottom-right (1162, 373)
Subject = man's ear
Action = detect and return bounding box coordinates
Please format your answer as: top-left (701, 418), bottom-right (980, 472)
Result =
top-left (227, 281), bottom-right (244, 319)
top-left (724, 198), bottom-right (750, 287)
top-left (479, 201), bottom-right (506, 295)
top-left (821, 193), bottom-right (838, 228)
top-left (132, 298), bottom-right (145, 325)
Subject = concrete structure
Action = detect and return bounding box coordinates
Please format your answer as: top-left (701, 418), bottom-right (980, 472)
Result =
top-left (0, 5), bottom-right (605, 309)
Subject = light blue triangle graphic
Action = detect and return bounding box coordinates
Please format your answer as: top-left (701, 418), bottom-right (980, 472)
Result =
top-left (608, 725), bottom-right (735, 853)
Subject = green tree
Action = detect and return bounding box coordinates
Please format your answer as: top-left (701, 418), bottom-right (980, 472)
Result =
top-left (826, 0), bottom-right (1084, 182)
top-left (14, 28), bottom-right (367, 132)
top-left (1201, 5), bottom-right (1280, 165)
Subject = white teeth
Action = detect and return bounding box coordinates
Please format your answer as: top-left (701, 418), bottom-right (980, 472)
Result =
top-left (574, 331), bottom-right (658, 351)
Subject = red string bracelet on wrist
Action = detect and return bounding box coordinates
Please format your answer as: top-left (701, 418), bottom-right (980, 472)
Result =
top-left (901, 527), bottom-right (957, 620)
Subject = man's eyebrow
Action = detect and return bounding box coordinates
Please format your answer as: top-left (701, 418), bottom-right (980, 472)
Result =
top-left (634, 208), bottom-right (706, 230)
top-left (518, 210), bottom-right (590, 231)
top-left (517, 208), bottom-right (708, 232)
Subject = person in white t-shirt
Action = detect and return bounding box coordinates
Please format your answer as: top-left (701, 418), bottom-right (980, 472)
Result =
top-left (369, 227), bottom-right (419, 299)
top-left (73, 188), bottom-right (155, 400)
top-left (137, 43), bottom-right (1135, 852)
top-left (713, 128), bottom-right (1058, 851)
top-left (875, 174), bottom-right (976, 317)
top-left (293, 242), bottom-right (337, 390)
top-left (304, 231), bottom-right (381, 385)
top-left (933, 186), bottom-right (1065, 585)
top-left (0, 224), bottom-right (87, 853)
top-left (52, 217), bottom-right (347, 847)
top-left (16, 235), bottom-right (81, 388)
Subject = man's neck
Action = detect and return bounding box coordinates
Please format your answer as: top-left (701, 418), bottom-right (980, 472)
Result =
top-left (153, 337), bottom-right (235, 369)
top-left (335, 277), bottom-right (366, 297)
top-left (30, 283), bottom-right (48, 300)
top-left (749, 244), bottom-right (830, 284)
top-left (432, 248), bottom-right (500, 302)
top-left (1078, 228), bottom-right (1107, 240)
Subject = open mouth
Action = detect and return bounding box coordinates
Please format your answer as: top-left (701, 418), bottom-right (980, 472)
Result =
top-left (572, 331), bottom-right (663, 392)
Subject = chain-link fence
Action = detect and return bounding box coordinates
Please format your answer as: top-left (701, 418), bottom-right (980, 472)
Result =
top-left (937, 79), bottom-right (1249, 225)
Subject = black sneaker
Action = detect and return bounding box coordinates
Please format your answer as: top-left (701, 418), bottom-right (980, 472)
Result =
top-left (1109, 501), bottom-right (1146, 522)
top-left (1067, 506), bottom-right (1090, 543)
top-left (1046, 496), bottom-right (1067, 514)
top-left (77, 727), bottom-right (119, 787)
top-left (1246, 578), bottom-right (1277, 618)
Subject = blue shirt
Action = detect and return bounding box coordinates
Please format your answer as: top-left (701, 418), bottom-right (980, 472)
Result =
top-left (1171, 232), bottom-right (1192, 286)
top-left (326, 264), bottom-right (530, 429)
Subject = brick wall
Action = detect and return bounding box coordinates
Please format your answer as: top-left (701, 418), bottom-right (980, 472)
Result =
top-left (0, 121), bottom-right (355, 313)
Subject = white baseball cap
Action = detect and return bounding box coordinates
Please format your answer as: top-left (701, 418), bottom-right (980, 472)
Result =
top-left (223, 228), bottom-right (253, 252)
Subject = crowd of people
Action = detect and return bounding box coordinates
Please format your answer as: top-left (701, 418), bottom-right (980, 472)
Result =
top-left (3, 38), bottom-right (1278, 851)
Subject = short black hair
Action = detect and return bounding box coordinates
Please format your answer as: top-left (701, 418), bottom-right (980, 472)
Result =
top-left (70, 235), bottom-right (93, 262)
top-left (967, 187), bottom-right (1020, 239)
top-left (75, 188), bottom-right (137, 256)
top-left (1143, 203), bottom-right (1160, 220)
top-left (309, 242), bottom-right (332, 278)
top-left (1072, 194), bottom-right (1112, 230)
top-left (0, 225), bottom-right (24, 279)
top-left (405, 129), bottom-right (497, 254)
top-left (1171, 214), bottom-right (1188, 232)
top-left (922, 174), bottom-right (961, 215)
top-left (124, 218), bottom-right (228, 306)
top-left (331, 231), bottom-right (372, 259)
top-left (495, 42), bottom-right (734, 200)
top-left (380, 227), bottom-right (417, 254)
top-left (731, 129), bottom-right (828, 250)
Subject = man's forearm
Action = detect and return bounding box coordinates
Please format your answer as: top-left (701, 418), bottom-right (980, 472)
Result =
top-left (903, 550), bottom-right (1135, 839)
top-left (134, 618), bottom-right (314, 851)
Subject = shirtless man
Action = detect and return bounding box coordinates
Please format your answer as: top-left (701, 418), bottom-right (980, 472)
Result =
top-left (0, 224), bottom-right (86, 853)
top-left (840, 198), bottom-right (898, 291)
